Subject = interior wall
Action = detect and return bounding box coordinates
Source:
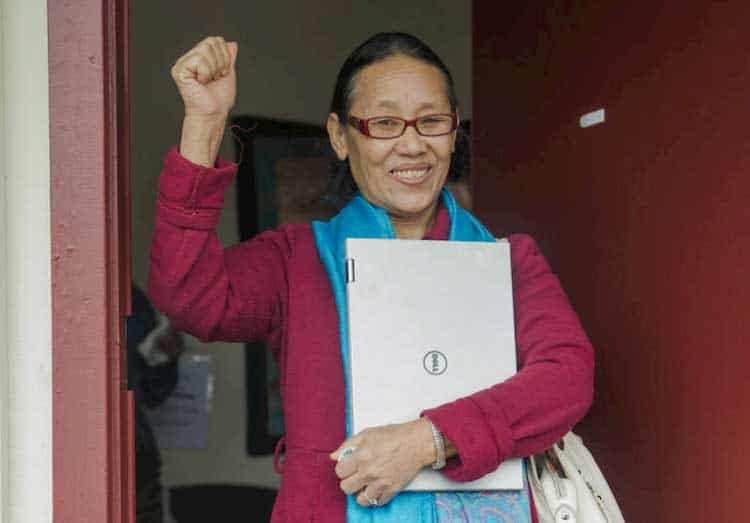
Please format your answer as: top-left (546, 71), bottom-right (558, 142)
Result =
top-left (130, 1), bottom-right (472, 489)
top-left (474, 2), bottom-right (750, 521)
top-left (2, 0), bottom-right (53, 521)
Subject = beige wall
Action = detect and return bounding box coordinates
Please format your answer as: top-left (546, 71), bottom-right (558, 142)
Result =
top-left (1, 0), bottom-right (53, 520)
top-left (130, 0), bottom-right (471, 489)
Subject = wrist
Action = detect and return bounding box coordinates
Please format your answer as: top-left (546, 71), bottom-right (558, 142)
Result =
top-left (183, 111), bottom-right (229, 127)
top-left (417, 417), bottom-right (446, 469)
top-left (426, 418), bottom-right (447, 470)
top-left (411, 418), bottom-right (435, 468)
top-left (180, 113), bottom-right (228, 167)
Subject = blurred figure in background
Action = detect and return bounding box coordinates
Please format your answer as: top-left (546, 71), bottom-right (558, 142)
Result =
top-left (127, 284), bottom-right (185, 523)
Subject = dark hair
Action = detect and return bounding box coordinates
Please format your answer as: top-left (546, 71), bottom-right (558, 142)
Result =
top-left (327, 32), bottom-right (469, 208)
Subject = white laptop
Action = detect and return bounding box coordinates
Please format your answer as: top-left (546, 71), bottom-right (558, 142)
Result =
top-left (344, 238), bottom-right (523, 491)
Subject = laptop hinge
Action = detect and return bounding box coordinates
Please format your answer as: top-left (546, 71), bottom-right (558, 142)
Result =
top-left (345, 258), bottom-right (356, 283)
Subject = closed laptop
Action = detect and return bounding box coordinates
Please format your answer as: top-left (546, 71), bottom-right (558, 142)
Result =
top-left (345, 238), bottom-right (523, 491)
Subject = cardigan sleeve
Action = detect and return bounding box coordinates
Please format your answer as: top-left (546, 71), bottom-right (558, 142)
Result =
top-left (421, 234), bottom-right (595, 482)
top-left (148, 146), bottom-right (290, 346)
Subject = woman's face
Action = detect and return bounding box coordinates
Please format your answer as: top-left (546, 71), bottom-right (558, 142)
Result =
top-left (328, 54), bottom-right (457, 223)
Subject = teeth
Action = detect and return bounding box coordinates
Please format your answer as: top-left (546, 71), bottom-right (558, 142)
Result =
top-left (392, 169), bottom-right (428, 179)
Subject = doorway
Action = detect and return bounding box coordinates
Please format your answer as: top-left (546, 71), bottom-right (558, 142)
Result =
top-left (127, 3), bottom-right (472, 521)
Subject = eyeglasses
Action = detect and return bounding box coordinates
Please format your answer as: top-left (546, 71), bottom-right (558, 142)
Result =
top-left (348, 113), bottom-right (458, 139)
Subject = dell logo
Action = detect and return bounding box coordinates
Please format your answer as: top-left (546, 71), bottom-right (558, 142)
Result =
top-left (423, 350), bottom-right (447, 376)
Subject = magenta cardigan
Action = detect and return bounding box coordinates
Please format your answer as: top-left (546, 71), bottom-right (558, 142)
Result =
top-left (148, 147), bottom-right (594, 523)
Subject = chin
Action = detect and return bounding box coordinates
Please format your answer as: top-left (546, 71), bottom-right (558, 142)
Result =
top-left (387, 192), bottom-right (441, 217)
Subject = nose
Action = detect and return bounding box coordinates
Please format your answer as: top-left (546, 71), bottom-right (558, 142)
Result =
top-left (394, 124), bottom-right (427, 156)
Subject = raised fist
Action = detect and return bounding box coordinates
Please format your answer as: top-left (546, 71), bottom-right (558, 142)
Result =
top-left (171, 36), bottom-right (238, 119)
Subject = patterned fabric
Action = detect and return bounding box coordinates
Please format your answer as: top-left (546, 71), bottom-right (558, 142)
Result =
top-left (435, 484), bottom-right (531, 523)
top-left (312, 189), bottom-right (532, 523)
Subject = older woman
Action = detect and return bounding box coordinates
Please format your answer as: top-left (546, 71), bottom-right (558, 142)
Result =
top-left (150, 33), bottom-right (594, 523)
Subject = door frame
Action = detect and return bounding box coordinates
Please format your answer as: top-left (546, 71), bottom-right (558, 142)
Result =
top-left (48, 0), bottom-right (132, 521)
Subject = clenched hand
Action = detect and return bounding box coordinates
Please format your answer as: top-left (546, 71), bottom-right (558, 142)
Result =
top-left (330, 418), bottom-right (437, 507)
top-left (170, 36), bottom-right (238, 167)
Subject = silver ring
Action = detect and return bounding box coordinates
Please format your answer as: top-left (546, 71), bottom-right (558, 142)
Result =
top-left (338, 446), bottom-right (357, 462)
top-left (363, 491), bottom-right (380, 507)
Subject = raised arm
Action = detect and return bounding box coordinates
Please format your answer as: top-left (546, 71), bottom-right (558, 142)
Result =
top-left (172, 36), bottom-right (237, 167)
top-left (148, 38), bottom-right (289, 346)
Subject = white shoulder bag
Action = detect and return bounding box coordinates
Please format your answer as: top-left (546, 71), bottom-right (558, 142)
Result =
top-left (526, 432), bottom-right (626, 523)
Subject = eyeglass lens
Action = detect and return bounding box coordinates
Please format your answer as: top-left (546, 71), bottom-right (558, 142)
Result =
top-left (368, 115), bottom-right (454, 137)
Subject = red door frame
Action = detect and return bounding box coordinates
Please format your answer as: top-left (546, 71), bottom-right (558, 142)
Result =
top-left (48, 1), bottom-right (133, 521)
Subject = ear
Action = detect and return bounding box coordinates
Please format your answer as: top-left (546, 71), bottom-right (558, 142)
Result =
top-left (451, 108), bottom-right (461, 153)
top-left (327, 112), bottom-right (349, 161)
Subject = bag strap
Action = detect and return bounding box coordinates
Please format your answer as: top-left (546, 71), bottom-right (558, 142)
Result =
top-left (556, 433), bottom-right (625, 523)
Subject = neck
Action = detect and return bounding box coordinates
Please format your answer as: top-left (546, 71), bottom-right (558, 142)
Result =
top-left (390, 203), bottom-right (439, 240)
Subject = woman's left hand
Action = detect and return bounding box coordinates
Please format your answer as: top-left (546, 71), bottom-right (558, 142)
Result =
top-left (330, 418), bottom-right (436, 507)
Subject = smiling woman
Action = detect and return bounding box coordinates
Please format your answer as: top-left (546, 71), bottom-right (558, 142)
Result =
top-left (326, 33), bottom-right (463, 240)
top-left (148, 31), bottom-right (594, 523)
top-left (327, 54), bottom-right (458, 239)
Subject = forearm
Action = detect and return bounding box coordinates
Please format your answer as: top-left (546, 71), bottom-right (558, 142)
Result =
top-left (419, 234), bottom-right (595, 481)
top-left (421, 348), bottom-right (592, 482)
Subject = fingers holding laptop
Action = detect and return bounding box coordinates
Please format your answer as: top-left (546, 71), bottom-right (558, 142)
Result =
top-left (330, 418), bottom-right (436, 507)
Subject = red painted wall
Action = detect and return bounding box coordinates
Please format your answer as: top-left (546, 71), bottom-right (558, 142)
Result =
top-left (474, 2), bottom-right (750, 521)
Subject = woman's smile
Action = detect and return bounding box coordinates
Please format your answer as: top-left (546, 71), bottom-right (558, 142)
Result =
top-left (389, 164), bottom-right (433, 185)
